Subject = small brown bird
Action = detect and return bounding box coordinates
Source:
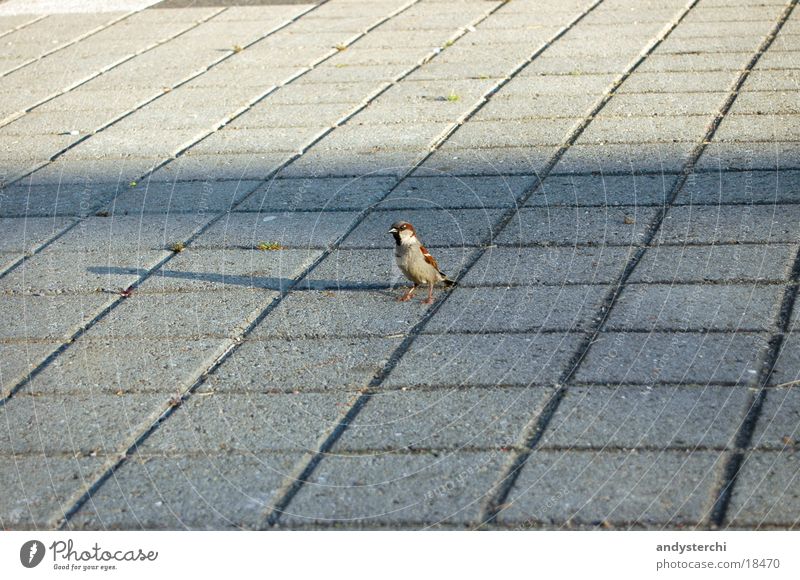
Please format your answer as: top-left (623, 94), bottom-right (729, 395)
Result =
top-left (389, 221), bottom-right (455, 304)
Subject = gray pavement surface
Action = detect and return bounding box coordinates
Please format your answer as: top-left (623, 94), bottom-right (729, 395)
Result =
top-left (0, 0), bottom-right (799, 531)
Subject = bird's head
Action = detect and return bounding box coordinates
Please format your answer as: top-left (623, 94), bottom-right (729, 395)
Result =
top-left (388, 221), bottom-right (417, 245)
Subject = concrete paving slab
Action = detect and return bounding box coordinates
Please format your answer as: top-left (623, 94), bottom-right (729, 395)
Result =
top-left (630, 244), bottom-right (797, 284)
top-left (552, 143), bottom-right (694, 175)
top-left (380, 175), bottom-right (535, 209)
top-left (618, 71), bottom-right (736, 93)
top-left (0, 247), bottom-right (167, 294)
top-left (715, 114), bottom-right (800, 142)
top-left (497, 207), bottom-right (658, 246)
top-left (605, 283), bottom-right (784, 331)
top-left (695, 142), bottom-right (800, 172)
top-left (576, 115), bottom-right (710, 144)
top-left (726, 451), bottom-right (800, 527)
top-left (0, 392), bottom-right (165, 454)
top-left (138, 248), bottom-right (321, 293)
top-left (0, 341), bottom-right (63, 396)
top-left (675, 170), bottom-right (800, 205)
top-left (107, 179), bottom-right (260, 214)
top-left (251, 290), bottom-right (428, 339)
top-left (729, 90), bottom-right (800, 115)
top-left (770, 334), bottom-right (800, 387)
top-left (0, 455), bottom-right (104, 530)
top-left (461, 246), bottom-right (634, 286)
top-left (383, 332), bottom-right (583, 388)
top-left (138, 391), bottom-right (355, 453)
top-left (529, 173), bottom-right (678, 206)
top-left (443, 118), bottom-right (582, 148)
top-left (280, 451), bottom-right (509, 526)
top-left (0, 216), bottom-right (73, 253)
top-left (206, 336), bottom-right (402, 391)
top-left (0, 183), bottom-right (117, 217)
top-left (657, 205), bottom-right (800, 244)
top-left (277, 147), bottom-right (424, 178)
top-left (497, 450), bottom-right (722, 526)
top-left (424, 285), bottom-right (608, 333)
top-left (341, 208), bottom-right (504, 249)
top-left (194, 210), bottom-right (358, 249)
top-left (751, 387), bottom-right (800, 448)
top-left (333, 386), bottom-right (553, 451)
top-left (148, 152), bottom-right (292, 182)
top-left (0, 293), bottom-right (114, 340)
top-left (417, 145), bottom-right (557, 176)
top-left (471, 94), bottom-right (599, 121)
top-left (574, 331), bottom-right (767, 385)
top-left (67, 453), bottom-right (304, 530)
top-left (25, 336), bottom-right (232, 395)
top-left (541, 385), bottom-right (750, 449)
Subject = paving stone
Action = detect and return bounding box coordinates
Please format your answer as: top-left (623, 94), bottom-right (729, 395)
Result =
top-left (656, 35), bottom-right (768, 54)
top-left (0, 183), bottom-right (117, 217)
top-left (105, 179), bottom-right (260, 214)
top-left (251, 290), bottom-right (428, 339)
top-left (303, 247), bottom-right (471, 290)
top-left (755, 51), bottom-right (800, 71)
top-left (381, 175), bottom-right (536, 209)
top-left (63, 128), bottom-right (207, 160)
top-left (541, 385), bottom-right (750, 449)
top-left (278, 147), bottom-right (424, 179)
top-left (751, 387), bottom-right (800, 448)
top-left (599, 92), bottom-right (725, 117)
top-left (734, 69), bottom-right (800, 91)
top-left (674, 170), bottom-right (800, 204)
top-left (342, 209), bottom-right (504, 249)
top-left (0, 248), bottom-right (167, 294)
top-left (0, 216), bottom-right (73, 253)
top-left (471, 94), bottom-right (599, 121)
top-left (0, 294), bottom-right (114, 340)
top-left (618, 71), bottom-right (736, 93)
top-left (194, 211), bottom-right (358, 249)
top-left (425, 285), bottom-right (608, 333)
top-left (189, 127), bottom-right (330, 155)
top-left (528, 173), bottom-right (677, 206)
top-left (142, 248), bottom-right (319, 293)
top-left (574, 332), bottom-right (767, 385)
top-left (606, 283), bottom-right (783, 331)
top-left (523, 54), bottom-right (638, 75)
top-left (726, 451), bottom-right (800, 527)
top-left (497, 450), bottom-right (722, 526)
top-left (657, 205), bottom-right (800, 244)
top-left (0, 455), bottom-right (104, 529)
top-left (346, 100), bottom-right (474, 125)
top-left (0, 393), bottom-right (165, 454)
top-left (315, 122), bottom-right (452, 152)
top-left (576, 115), bottom-right (710, 144)
top-left (25, 337), bottom-right (232, 396)
top-left (715, 114), bottom-right (800, 142)
top-left (25, 157), bottom-right (162, 187)
top-left (148, 152), bottom-right (292, 182)
top-left (379, 79), bottom-right (498, 106)
top-left (637, 52), bottom-right (752, 73)
top-left (552, 143), bottom-right (694, 175)
top-left (267, 80), bottom-right (389, 105)
top-left (204, 336), bottom-right (400, 393)
top-left (67, 453), bottom-right (303, 530)
top-left (695, 142), bottom-right (800, 172)
top-left (630, 244), bottom-right (796, 283)
top-left (138, 392), bottom-right (355, 453)
top-left (770, 334), bottom-right (800, 387)
top-left (47, 214), bottom-right (207, 252)
top-left (384, 332), bottom-right (583, 388)
top-left (0, 341), bottom-right (62, 397)
top-left (237, 177), bottom-right (396, 212)
top-left (669, 20), bottom-right (776, 38)
top-left (418, 145), bottom-right (557, 177)
top-left (443, 118), bottom-right (582, 148)
top-left (333, 387), bottom-right (552, 451)
top-left (496, 207), bottom-right (658, 246)
top-left (84, 289), bottom-right (276, 338)
top-left (729, 91), bottom-right (800, 115)
top-left (226, 102), bottom-right (356, 129)
top-left (499, 74), bottom-right (618, 96)
top-left (280, 451), bottom-right (508, 526)
top-left (462, 246), bottom-right (634, 286)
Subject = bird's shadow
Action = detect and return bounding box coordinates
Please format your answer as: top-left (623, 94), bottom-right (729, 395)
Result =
top-left (87, 265), bottom-right (396, 294)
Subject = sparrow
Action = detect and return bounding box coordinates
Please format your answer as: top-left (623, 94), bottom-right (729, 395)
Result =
top-left (389, 221), bottom-right (455, 304)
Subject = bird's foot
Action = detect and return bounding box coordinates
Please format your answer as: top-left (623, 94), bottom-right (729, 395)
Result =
top-left (422, 297), bottom-right (434, 305)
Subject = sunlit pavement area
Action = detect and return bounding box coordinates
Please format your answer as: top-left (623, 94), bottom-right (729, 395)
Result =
top-left (1, 0), bottom-right (799, 530)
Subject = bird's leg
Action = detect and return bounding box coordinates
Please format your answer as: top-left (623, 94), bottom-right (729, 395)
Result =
top-left (422, 281), bottom-right (434, 304)
top-left (399, 284), bottom-right (417, 302)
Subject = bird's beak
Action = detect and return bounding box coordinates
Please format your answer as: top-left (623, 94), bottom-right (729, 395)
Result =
top-left (388, 228), bottom-right (398, 233)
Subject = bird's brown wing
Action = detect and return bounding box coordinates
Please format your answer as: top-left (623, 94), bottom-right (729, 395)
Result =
top-left (419, 244), bottom-right (440, 271)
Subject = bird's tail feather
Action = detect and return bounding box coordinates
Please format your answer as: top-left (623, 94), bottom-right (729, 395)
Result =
top-left (443, 277), bottom-right (456, 288)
